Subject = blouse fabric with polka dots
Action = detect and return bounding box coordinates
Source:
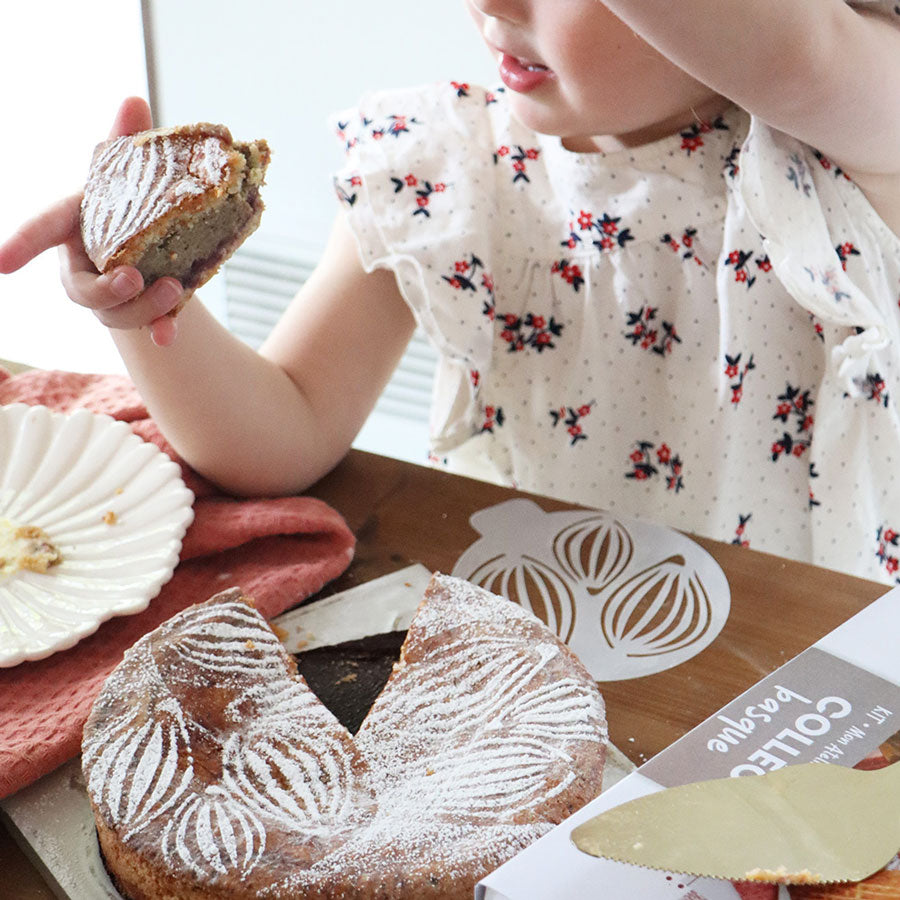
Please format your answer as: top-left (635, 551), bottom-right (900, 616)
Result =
top-left (332, 83), bottom-right (900, 584)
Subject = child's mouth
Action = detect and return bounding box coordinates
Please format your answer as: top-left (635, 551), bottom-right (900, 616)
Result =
top-left (498, 53), bottom-right (553, 93)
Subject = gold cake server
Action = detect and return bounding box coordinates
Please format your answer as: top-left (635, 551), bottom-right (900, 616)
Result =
top-left (571, 761), bottom-right (900, 884)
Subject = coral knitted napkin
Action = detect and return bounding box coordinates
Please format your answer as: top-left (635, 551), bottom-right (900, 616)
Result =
top-left (0, 367), bottom-right (356, 799)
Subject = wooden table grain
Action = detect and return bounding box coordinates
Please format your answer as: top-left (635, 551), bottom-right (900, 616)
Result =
top-left (0, 448), bottom-right (888, 896)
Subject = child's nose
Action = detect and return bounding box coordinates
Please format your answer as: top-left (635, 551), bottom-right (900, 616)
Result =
top-left (467, 0), bottom-right (528, 25)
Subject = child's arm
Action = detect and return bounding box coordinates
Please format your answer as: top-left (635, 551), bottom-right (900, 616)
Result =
top-left (600, 1), bottom-right (900, 178)
top-left (110, 213), bottom-right (416, 496)
top-left (0, 100), bottom-right (417, 497)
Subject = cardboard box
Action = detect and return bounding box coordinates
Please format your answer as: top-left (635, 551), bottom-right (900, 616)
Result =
top-left (477, 586), bottom-right (900, 899)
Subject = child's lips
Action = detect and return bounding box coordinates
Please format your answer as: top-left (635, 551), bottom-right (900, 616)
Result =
top-left (497, 52), bottom-right (553, 93)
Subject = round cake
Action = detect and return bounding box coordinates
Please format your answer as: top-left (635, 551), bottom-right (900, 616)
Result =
top-left (81, 573), bottom-right (607, 899)
top-left (80, 123), bottom-right (270, 308)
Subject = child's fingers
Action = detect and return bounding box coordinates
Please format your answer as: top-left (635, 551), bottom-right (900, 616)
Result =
top-left (57, 238), bottom-right (137, 310)
top-left (91, 279), bottom-right (185, 331)
top-left (109, 96), bottom-right (153, 138)
top-left (0, 193), bottom-right (83, 274)
top-left (150, 315), bottom-right (178, 347)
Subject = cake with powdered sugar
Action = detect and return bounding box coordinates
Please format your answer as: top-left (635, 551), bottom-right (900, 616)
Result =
top-left (80, 123), bottom-right (269, 311)
top-left (81, 573), bottom-right (607, 899)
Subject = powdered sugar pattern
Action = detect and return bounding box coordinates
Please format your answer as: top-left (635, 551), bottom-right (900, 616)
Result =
top-left (80, 126), bottom-right (236, 271)
top-left (82, 577), bottom-right (606, 897)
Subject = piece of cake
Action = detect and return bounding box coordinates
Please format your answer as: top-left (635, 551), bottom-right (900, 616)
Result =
top-left (80, 123), bottom-right (270, 311)
top-left (81, 574), bottom-right (607, 899)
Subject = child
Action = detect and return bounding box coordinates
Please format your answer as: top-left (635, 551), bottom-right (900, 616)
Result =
top-left (2, 0), bottom-right (900, 585)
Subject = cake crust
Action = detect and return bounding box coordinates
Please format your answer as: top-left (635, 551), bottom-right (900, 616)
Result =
top-left (82, 576), bottom-right (607, 899)
top-left (80, 123), bottom-right (270, 310)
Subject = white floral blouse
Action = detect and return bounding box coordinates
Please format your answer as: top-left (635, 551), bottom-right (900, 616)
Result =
top-left (332, 76), bottom-right (900, 585)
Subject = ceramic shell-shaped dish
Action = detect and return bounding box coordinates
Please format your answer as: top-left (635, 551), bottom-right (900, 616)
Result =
top-left (0, 404), bottom-right (194, 667)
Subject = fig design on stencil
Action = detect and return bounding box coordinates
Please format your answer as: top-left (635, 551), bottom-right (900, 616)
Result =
top-left (452, 499), bottom-right (730, 680)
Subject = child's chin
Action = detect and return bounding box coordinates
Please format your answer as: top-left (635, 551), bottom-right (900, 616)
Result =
top-left (506, 94), bottom-right (571, 139)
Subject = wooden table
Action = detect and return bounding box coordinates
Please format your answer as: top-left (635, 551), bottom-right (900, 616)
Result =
top-left (0, 449), bottom-right (888, 897)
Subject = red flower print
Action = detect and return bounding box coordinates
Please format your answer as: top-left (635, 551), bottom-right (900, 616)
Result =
top-left (445, 253), bottom-right (492, 299)
top-left (496, 310), bottom-right (564, 352)
top-left (391, 172), bottom-right (447, 217)
top-left (771, 384), bottom-right (813, 462)
top-left (625, 307), bottom-right (681, 356)
top-left (568, 424), bottom-right (582, 438)
top-left (552, 259), bottom-right (585, 292)
top-left (564, 210), bottom-right (635, 254)
top-left (470, 369), bottom-right (480, 387)
top-left (434, 182), bottom-right (446, 192)
top-left (480, 404), bottom-right (505, 434)
top-left (724, 249), bottom-right (767, 289)
top-left (681, 134), bottom-right (704, 154)
top-left (877, 524), bottom-right (900, 582)
top-left (577, 404), bottom-right (592, 417)
top-left (725, 352), bottom-right (755, 406)
top-left (626, 441), bottom-right (684, 491)
top-left (350, 175), bottom-right (362, 187)
top-left (854, 372), bottom-right (890, 407)
top-left (494, 145), bottom-right (539, 182)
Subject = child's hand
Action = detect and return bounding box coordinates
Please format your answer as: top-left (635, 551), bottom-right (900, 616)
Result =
top-left (0, 97), bottom-right (185, 347)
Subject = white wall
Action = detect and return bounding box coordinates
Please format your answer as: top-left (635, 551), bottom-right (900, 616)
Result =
top-left (145, 0), bottom-right (496, 250)
top-left (0, 2), bottom-right (147, 373)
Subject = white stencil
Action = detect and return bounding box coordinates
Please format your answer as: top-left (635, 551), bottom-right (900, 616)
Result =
top-left (452, 500), bottom-right (730, 681)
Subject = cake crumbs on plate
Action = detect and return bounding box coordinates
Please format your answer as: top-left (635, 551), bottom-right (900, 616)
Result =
top-left (0, 520), bottom-right (63, 575)
top-left (103, 510), bottom-right (118, 525)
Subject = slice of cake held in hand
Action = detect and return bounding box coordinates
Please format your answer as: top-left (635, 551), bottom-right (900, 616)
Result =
top-left (80, 123), bottom-right (270, 312)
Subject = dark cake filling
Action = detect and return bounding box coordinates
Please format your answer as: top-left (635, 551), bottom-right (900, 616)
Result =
top-left (294, 631), bottom-right (407, 734)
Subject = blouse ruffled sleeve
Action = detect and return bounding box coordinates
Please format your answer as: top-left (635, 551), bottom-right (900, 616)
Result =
top-left (330, 82), bottom-right (508, 450)
top-left (736, 115), bottom-right (900, 396)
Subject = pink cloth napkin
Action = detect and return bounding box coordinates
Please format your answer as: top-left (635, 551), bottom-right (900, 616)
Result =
top-left (0, 368), bottom-right (355, 799)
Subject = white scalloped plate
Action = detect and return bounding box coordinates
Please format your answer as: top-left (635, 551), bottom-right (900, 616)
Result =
top-left (0, 403), bottom-right (194, 667)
